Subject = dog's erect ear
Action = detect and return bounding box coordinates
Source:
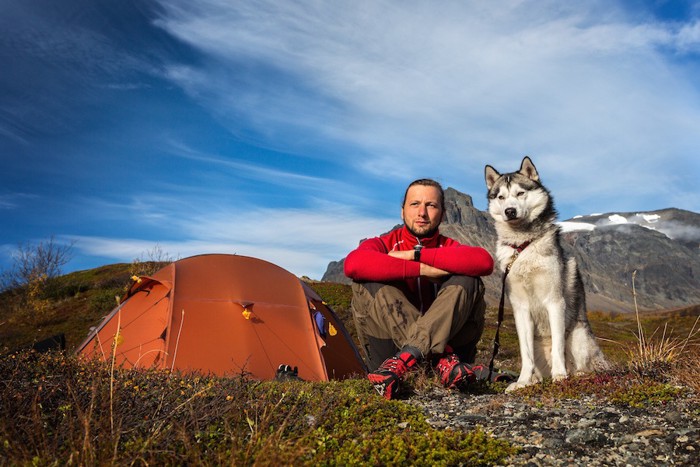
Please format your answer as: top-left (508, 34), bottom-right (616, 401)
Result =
top-left (519, 156), bottom-right (539, 182)
top-left (484, 165), bottom-right (501, 190)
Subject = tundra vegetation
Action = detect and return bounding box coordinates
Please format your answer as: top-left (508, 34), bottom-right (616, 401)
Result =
top-left (0, 255), bottom-right (698, 465)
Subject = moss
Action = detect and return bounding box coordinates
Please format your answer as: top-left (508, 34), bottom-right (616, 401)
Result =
top-left (608, 382), bottom-right (688, 408)
top-left (308, 388), bottom-right (517, 465)
top-left (511, 372), bottom-right (691, 410)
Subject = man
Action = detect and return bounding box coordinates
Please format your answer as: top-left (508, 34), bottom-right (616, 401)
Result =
top-left (344, 179), bottom-right (494, 399)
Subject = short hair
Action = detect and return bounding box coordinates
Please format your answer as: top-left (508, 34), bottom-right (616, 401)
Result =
top-left (402, 179), bottom-right (445, 211)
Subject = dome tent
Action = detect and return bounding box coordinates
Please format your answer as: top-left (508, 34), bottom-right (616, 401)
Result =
top-left (77, 254), bottom-right (367, 381)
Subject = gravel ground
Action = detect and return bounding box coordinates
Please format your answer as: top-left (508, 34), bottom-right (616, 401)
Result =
top-left (407, 388), bottom-right (699, 466)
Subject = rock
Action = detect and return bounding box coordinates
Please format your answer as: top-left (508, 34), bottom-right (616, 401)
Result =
top-left (576, 418), bottom-right (596, 429)
top-left (665, 410), bottom-right (683, 423)
top-left (407, 390), bottom-right (700, 466)
top-left (565, 428), bottom-right (602, 445)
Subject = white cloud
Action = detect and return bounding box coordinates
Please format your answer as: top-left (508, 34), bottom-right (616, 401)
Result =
top-left (182, 205), bottom-right (390, 247)
top-left (164, 139), bottom-right (337, 188)
top-left (151, 0), bottom-right (700, 218)
top-left (0, 197), bottom-right (19, 210)
top-left (68, 201), bottom-right (395, 279)
top-left (0, 193), bottom-right (39, 210)
top-left (657, 221), bottom-right (700, 243)
top-left (558, 221), bottom-right (596, 233)
top-left (12, 0), bottom-right (700, 283)
top-left (676, 20), bottom-right (700, 52)
top-left (68, 236), bottom-right (339, 280)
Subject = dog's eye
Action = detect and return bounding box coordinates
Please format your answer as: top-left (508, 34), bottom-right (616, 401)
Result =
top-left (517, 191), bottom-right (525, 197)
top-left (498, 195), bottom-right (505, 200)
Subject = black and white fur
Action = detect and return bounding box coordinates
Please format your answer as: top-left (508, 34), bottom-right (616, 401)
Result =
top-left (485, 157), bottom-right (608, 392)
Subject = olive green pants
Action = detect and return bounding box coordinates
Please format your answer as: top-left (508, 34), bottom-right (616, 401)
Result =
top-left (351, 275), bottom-right (486, 371)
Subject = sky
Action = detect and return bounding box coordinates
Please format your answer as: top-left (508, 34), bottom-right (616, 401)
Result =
top-left (1, 0), bottom-right (699, 280)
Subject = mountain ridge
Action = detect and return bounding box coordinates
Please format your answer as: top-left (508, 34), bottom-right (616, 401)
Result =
top-left (322, 188), bottom-right (700, 312)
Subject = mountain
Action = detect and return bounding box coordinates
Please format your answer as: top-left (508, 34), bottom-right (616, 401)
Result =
top-left (322, 188), bottom-right (700, 312)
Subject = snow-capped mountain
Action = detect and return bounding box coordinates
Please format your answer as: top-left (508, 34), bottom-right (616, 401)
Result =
top-left (560, 209), bottom-right (700, 251)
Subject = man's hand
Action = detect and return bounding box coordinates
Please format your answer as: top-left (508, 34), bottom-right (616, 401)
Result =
top-left (388, 250), bottom-right (450, 280)
top-left (419, 263), bottom-right (450, 281)
top-left (388, 250), bottom-right (414, 261)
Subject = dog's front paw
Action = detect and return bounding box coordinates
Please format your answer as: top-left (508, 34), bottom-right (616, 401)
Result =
top-left (552, 372), bottom-right (568, 382)
top-left (505, 382), bottom-right (529, 393)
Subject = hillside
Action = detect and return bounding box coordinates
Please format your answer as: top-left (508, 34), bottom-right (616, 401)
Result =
top-left (1, 262), bottom-right (699, 465)
top-left (0, 263), bottom-right (134, 353)
top-left (1, 261), bottom-right (698, 370)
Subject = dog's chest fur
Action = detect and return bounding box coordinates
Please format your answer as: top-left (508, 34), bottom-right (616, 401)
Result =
top-left (496, 234), bottom-right (564, 337)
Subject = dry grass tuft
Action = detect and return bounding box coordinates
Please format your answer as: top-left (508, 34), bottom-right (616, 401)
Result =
top-left (625, 271), bottom-right (700, 384)
top-left (670, 343), bottom-right (700, 396)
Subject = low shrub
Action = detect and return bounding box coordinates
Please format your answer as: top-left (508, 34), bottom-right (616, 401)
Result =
top-left (88, 288), bottom-right (123, 314)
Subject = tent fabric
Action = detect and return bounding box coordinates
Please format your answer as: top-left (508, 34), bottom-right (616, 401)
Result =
top-left (77, 254), bottom-right (367, 381)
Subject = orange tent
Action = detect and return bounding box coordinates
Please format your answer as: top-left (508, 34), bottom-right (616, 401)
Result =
top-left (76, 254), bottom-right (367, 381)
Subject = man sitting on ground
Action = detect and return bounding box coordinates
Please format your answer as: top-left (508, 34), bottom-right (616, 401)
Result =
top-left (344, 179), bottom-right (494, 399)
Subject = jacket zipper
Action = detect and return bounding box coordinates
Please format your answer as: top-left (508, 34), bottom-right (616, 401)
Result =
top-left (415, 237), bottom-right (424, 312)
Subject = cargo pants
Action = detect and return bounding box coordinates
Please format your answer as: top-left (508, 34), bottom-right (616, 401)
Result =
top-left (350, 275), bottom-right (486, 371)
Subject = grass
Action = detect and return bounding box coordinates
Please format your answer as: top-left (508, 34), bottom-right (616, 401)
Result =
top-left (0, 351), bottom-right (517, 465)
top-left (1, 264), bottom-right (699, 464)
top-left (514, 371), bottom-right (692, 408)
top-left (624, 271), bottom-right (700, 381)
top-left (2, 346), bottom-right (696, 464)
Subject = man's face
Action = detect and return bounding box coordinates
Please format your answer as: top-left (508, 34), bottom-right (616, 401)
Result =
top-left (401, 185), bottom-right (444, 238)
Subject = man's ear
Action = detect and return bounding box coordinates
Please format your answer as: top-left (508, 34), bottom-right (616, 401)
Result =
top-left (519, 156), bottom-right (539, 182)
top-left (484, 165), bottom-right (500, 190)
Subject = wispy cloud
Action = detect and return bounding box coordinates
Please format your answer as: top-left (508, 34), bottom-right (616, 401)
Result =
top-left (153, 0), bottom-right (700, 215)
top-left (164, 139), bottom-right (337, 189)
top-left (674, 20), bottom-right (700, 52)
top-left (1, 2), bottom-right (168, 143)
top-left (3, 1), bottom-right (700, 280)
top-left (657, 220), bottom-right (700, 243)
top-left (0, 197), bottom-right (19, 210)
top-left (0, 193), bottom-right (39, 210)
top-left (68, 202), bottom-right (394, 278)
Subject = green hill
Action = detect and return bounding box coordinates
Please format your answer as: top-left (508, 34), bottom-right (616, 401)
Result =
top-left (1, 262), bottom-right (698, 465)
top-left (2, 261), bottom-right (698, 372)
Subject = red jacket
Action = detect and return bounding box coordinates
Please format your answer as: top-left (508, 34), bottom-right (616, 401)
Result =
top-left (344, 225), bottom-right (493, 312)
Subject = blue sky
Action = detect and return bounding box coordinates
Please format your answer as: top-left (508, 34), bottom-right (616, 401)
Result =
top-left (2, 0), bottom-right (699, 280)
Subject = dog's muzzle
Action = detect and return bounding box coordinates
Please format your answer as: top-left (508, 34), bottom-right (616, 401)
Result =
top-left (505, 208), bottom-right (518, 220)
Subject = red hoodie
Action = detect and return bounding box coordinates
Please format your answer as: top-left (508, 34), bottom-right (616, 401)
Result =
top-left (344, 225), bottom-right (493, 312)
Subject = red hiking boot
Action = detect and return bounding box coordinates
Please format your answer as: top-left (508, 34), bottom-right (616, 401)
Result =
top-left (436, 354), bottom-right (476, 389)
top-left (368, 348), bottom-right (419, 400)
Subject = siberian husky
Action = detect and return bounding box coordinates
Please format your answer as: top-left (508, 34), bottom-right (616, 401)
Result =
top-left (484, 156), bottom-right (608, 392)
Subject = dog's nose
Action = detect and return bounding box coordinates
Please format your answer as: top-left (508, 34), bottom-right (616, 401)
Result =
top-left (505, 208), bottom-right (517, 220)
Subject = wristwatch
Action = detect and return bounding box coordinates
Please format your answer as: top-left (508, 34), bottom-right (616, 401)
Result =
top-left (413, 245), bottom-right (422, 262)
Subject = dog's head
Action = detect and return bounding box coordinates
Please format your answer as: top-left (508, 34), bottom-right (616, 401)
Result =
top-left (484, 156), bottom-right (553, 226)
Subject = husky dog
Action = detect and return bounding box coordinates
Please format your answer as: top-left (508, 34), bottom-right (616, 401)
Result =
top-left (484, 156), bottom-right (608, 392)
